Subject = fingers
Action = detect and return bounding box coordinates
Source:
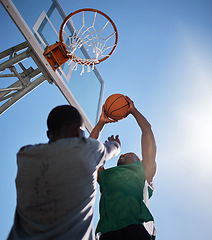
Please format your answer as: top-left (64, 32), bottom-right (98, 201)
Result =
top-left (106, 135), bottom-right (121, 145)
top-left (107, 135), bottom-right (116, 141)
top-left (125, 95), bottom-right (132, 102)
top-left (125, 96), bottom-right (134, 106)
top-left (100, 104), bottom-right (106, 119)
top-left (125, 96), bottom-right (135, 114)
top-left (100, 104), bottom-right (119, 124)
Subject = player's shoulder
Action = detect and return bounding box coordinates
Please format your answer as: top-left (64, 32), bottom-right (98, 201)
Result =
top-left (18, 143), bottom-right (46, 153)
top-left (19, 144), bottom-right (33, 152)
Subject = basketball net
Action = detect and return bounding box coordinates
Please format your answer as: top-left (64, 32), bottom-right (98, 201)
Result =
top-left (59, 9), bottom-right (118, 75)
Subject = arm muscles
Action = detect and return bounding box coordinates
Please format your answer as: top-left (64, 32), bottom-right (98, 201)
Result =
top-left (131, 108), bottom-right (157, 185)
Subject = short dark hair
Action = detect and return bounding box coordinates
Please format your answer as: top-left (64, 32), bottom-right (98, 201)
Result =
top-left (47, 105), bottom-right (83, 131)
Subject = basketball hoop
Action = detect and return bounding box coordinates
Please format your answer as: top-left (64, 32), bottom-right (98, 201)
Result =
top-left (59, 8), bottom-right (118, 74)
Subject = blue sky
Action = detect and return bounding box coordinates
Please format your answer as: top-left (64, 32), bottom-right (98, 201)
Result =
top-left (1, 0), bottom-right (212, 239)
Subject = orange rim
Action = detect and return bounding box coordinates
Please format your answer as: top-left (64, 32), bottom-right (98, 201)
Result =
top-left (59, 8), bottom-right (118, 64)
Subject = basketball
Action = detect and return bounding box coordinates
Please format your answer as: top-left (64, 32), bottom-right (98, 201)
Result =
top-left (104, 94), bottom-right (130, 120)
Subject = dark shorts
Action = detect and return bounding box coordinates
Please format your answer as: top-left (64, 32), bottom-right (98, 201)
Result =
top-left (99, 224), bottom-right (152, 240)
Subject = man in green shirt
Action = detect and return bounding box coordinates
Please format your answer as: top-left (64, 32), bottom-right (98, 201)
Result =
top-left (91, 97), bottom-right (157, 240)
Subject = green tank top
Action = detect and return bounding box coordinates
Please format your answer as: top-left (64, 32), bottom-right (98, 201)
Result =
top-left (96, 161), bottom-right (154, 236)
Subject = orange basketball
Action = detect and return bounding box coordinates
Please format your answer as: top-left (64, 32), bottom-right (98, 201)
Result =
top-left (104, 94), bottom-right (130, 120)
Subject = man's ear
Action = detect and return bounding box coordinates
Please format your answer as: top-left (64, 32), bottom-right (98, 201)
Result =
top-left (47, 130), bottom-right (50, 139)
top-left (47, 130), bottom-right (53, 139)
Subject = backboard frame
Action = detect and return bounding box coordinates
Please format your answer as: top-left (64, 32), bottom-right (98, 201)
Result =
top-left (1, 0), bottom-right (105, 133)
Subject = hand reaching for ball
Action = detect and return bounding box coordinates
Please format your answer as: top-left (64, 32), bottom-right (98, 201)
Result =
top-left (100, 105), bottom-right (118, 124)
top-left (124, 96), bottom-right (136, 116)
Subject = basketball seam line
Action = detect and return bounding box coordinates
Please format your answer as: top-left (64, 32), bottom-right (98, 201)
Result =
top-left (107, 95), bottom-right (124, 116)
top-left (110, 103), bottom-right (129, 116)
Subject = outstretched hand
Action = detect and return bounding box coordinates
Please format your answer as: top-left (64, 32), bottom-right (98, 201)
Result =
top-left (105, 135), bottom-right (121, 146)
top-left (99, 105), bottom-right (118, 124)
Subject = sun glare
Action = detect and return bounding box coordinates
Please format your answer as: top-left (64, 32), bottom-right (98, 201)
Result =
top-left (174, 27), bottom-right (212, 180)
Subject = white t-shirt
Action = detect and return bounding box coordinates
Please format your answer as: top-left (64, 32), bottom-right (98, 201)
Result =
top-left (8, 137), bottom-right (120, 240)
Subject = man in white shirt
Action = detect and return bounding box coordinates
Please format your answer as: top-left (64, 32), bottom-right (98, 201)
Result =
top-left (8, 105), bottom-right (120, 240)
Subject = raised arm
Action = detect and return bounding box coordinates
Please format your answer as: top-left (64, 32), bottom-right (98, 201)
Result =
top-left (90, 105), bottom-right (120, 183)
top-left (97, 135), bottom-right (121, 184)
top-left (90, 106), bottom-right (121, 160)
top-left (126, 97), bottom-right (157, 185)
top-left (90, 105), bottom-right (117, 140)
